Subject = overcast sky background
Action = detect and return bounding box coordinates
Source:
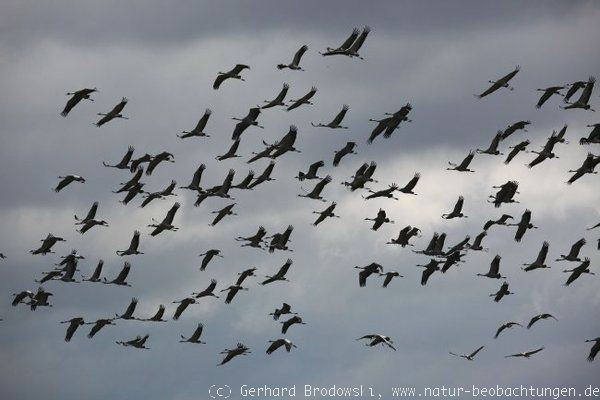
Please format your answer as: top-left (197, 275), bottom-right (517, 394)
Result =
top-left (0, 1), bottom-right (599, 399)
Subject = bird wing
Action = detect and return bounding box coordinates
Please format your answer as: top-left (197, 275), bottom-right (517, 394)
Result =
top-left (163, 202), bottom-right (181, 225)
top-left (588, 341), bottom-right (600, 362)
top-left (526, 347), bottom-right (544, 356)
top-left (232, 64), bottom-right (249, 74)
top-left (536, 241), bottom-right (549, 263)
top-left (333, 148), bottom-right (348, 166)
top-left (337, 28), bottom-right (360, 50)
top-left (403, 173), bottom-right (420, 191)
top-left (61, 94), bottom-right (84, 116)
top-left (477, 83), bottom-right (500, 98)
top-left (64, 320), bottom-right (81, 342)
top-left (453, 196), bottom-right (464, 214)
top-left (459, 152), bottom-right (474, 169)
top-left (348, 26), bottom-right (371, 53)
top-left (308, 161), bottom-right (324, 175)
top-left (173, 301), bottom-right (189, 319)
top-left (273, 83), bottom-right (289, 103)
top-left (515, 222), bottom-right (527, 242)
top-left (358, 270), bottom-right (370, 287)
top-left (191, 323), bottom-right (204, 341)
top-left (90, 261), bottom-right (104, 280)
top-left (527, 316), bottom-right (540, 329)
top-left (489, 133), bottom-right (502, 151)
top-left (120, 146), bottom-right (135, 166)
top-left (122, 298), bottom-right (138, 318)
top-left (225, 140), bottom-right (241, 157)
top-left (504, 147), bottom-right (522, 164)
top-left (54, 176), bottom-right (73, 192)
top-left (384, 340), bottom-right (397, 351)
top-left (310, 175), bottom-right (331, 195)
top-left (245, 107), bottom-right (260, 121)
top-left (469, 346), bottom-right (485, 358)
top-left (88, 321), bottom-right (104, 338)
top-left (115, 262), bottom-right (131, 283)
top-left (297, 87), bottom-right (317, 103)
top-left (383, 274), bottom-right (393, 287)
top-left (152, 305), bottom-right (166, 320)
top-left (231, 121), bottom-right (248, 140)
top-left (292, 45), bottom-right (308, 66)
top-left (130, 231), bottom-right (140, 251)
top-left (504, 353), bottom-right (522, 358)
top-left (213, 74), bottom-right (228, 90)
top-left (95, 114), bottom-right (112, 126)
top-left (364, 162), bottom-right (377, 178)
top-left (536, 89), bottom-right (554, 108)
top-left (569, 239), bottom-right (586, 257)
top-left (490, 255), bottom-right (501, 275)
top-left (473, 231), bottom-right (486, 247)
top-left (111, 99), bottom-right (127, 115)
top-left (494, 325), bottom-right (506, 338)
top-left (498, 66), bottom-right (520, 84)
top-left (421, 268), bottom-right (434, 286)
top-left (194, 109), bottom-right (211, 132)
top-left (577, 76), bottom-right (595, 104)
top-left (277, 259), bottom-right (293, 277)
top-left (367, 119), bottom-right (390, 143)
top-left (224, 288), bottom-right (237, 304)
top-left (564, 82), bottom-right (584, 100)
top-left (330, 105), bottom-right (349, 126)
top-left (84, 202), bottom-right (99, 221)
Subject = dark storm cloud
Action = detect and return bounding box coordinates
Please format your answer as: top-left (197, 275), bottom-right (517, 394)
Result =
top-left (0, 0), bottom-right (581, 49)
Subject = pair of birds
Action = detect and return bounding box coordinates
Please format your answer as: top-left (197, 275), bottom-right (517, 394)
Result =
top-left (492, 314), bottom-right (558, 338)
top-left (61, 88), bottom-right (129, 125)
top-left (213, 42), bottom-right (312, 91)
top-left (367, 103), bottom-right (413, 144)
top-left (355, 263), bottom-right (403, 288)
top-left (62, 89), bottom-right (130, 126)
top-left (74, 201), bottom-right (109, 234)
top-left (12, 287), bottom-right (53, 310)
top-left (362, 173), bottom-right (420, 200)
top-left (319, 26), bottom-right (371, 59)
top-left (60, 317), bottom-right (117, 341)
top-left (449, 346), bottom-right (546, 361)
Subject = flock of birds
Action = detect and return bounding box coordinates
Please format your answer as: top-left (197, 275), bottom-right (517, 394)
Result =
top-left (3, 26), bottom-right (600, 366)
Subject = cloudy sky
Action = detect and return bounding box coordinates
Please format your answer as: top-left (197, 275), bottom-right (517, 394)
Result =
top-left (1, 1), bottom-right (599, 399)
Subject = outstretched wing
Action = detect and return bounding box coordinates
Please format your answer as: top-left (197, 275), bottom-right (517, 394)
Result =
top-left (453, 196), bottom-right (464, 214)
top-left (526, 347), bottom-right (545, 356)
top-left (311, 175), bottom-right (332, 195)
top-left (577, 76), bottom-right (595, 104)
top-left (292, 45), bottom-right (308, 66)
top-left (469, 346), bottom-right (485, 358)
top-left (213, 74), bottom-right (227, 90)
top-left (194, 109), bottom-right (212, 132)
top-left (536, 241), bottom-right (549, 264)
top-left (403, 173), bottom-right (420, 191)
top-left (61, 94), bottom-right (84, 117)
top-left (349, 26), bottom-right (371, 53)
top-left (337, 28), bottom-right (360, 51)
top-left (330, 104), bottom-right (349, 126)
